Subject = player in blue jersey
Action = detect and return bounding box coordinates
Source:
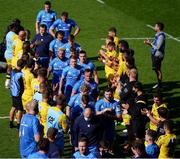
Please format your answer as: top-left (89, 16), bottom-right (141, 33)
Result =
top-left (36, 1), bottom-right (57, 34)
top-left (19, 100), bottom-right (40, 158)
top-left (48, 48), bottom-right (69, 98)
top-left (46, 94), bottom-right (68, 154)
top-left (49, 11), bottom-right (80, 40)
top-left (28, 138), bottom-right (49, 159)
top-left (145, 129), bottom-right (160, 158)
top-left (9, 59), bottom-right (24, 129)
top-left (72, 69), bottom-right (99, 101)
top-left (59, 55), bottom-right (82, 102)
top-left (67, 84), bottom-right (95, 146)
top-left (49, 31), bottom-right (67, 59)
top-left (63, 34), bottom-right (81, 58)
top-left (73, 137), bottom-right (97, 159)
top-left (144, 22), bottom-right (166, 89)
top-left (78, 50), bottom-right (99, 83)
top-left (68, 84), bottom-right (95, 121)
top-left (4, 23), bottom-right (18, 89)
top-left (95, 87), bottom-right (121, 153)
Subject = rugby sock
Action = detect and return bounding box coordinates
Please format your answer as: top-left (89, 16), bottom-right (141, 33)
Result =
top-left (6, 73), bottom-right (10, 80)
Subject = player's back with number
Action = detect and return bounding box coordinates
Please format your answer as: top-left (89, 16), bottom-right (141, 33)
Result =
top-left (46, 107), bottom-right (64, 133)
top-left (19, 113), bottom-right (40, 157)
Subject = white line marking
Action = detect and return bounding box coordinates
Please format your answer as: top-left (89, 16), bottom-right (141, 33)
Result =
top-left (120, 37), bottom-right (155, 40)
top-left (0, 116), bottom-right (9, 119)
top-left (146, 24), bottom-right (180, 42)
top-left (96, 0), bottom-right (105, 4)
top-left (101, 37), bottom-right (180, 41)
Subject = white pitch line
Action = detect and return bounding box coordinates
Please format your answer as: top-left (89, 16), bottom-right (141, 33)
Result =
top-left (96, 0), bottom-right (105, 4)
top-left (101, 37), bottom-right (180, 41)
top-left (0, 116), bottom-right (9, 119)
top-left (121, 37), bottom-right (155, 40)
top-left (146, 24), bottom-right (180, 42)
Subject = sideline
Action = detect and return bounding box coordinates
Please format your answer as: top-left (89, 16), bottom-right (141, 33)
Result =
top-left (96, 0), bottom-right (105, 4)
top-left (146, 24), bottom-right (180, 42)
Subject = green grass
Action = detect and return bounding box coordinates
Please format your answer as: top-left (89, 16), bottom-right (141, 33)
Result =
top-left (0, 0), bottom-right (180, 157)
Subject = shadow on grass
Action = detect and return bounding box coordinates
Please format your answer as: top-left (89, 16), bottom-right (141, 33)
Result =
top-left (143, 80), bottom-right (180, 102)
top-left (88, 56), bottom-right (99, 62)
top-left (143, 80), bottom-right (180, 157)
top-left (96, 65), bottom-right (104, 71)
top-left (63, 80), bottom-right (180, 158)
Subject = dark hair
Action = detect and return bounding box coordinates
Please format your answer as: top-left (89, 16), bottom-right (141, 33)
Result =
top-left (27, 58), bottom-right (35, 68)
top-left (9, 23), bottom-right (18, 31)
top-left (131, 139), bottom-right (146, 154)
top-left (55, 30), bottom-right (64, 38)
top-left (104, 87), bottom-right (113, 93)
top-left (40, 24), bottom-right (47, 31)
top-left (156, 22), bottom-right (164, 31)
top-left (25, 29), bottom-right (31, 40)
top-left (119, 40), bottom-right (129, 49)
top-left (39, 82), bottom-right (47, 90)
top-left (78, 137), bottom-right (88, 144)
top-left (84, 68), bottom-right (92, 74)
top-left (47, 127), bottom-right (58, 140)
top-left (69, 34), bottom-right (75, 41)
top-left (17, 59), bottom-right (24, 68)
top-left (146, 129), bottom-right (157, 142)
top-left (79, 50), bottom-right (86, 55)
top-left (44, 1), bottom-right (51, 6)
top-left (106, 36), bottom-right (114, 42)
top-left (21, 53), bottom-right (29, 62)
top-left (153, 93), bottom-right (163, 100)
top-left (108, 27), bottom-right (117, 34)
top-left (12, 18), bottom-right (21, 25)
top-left (133, 82), bottom-right (143, 91)
top-left (125, 55), bottom-right (135, 69)
top-left (38, 68), bottom-right (47, 78)
top-left (56, 94), bottom-right (66, 106)
top-left (81, 94), bottom-right (89, 105)
top-left (23, 41), bottom-right (31, 53)
top-left (70, 47), bottom-right (76, 53)
top-left (42, 91), bottom-right (49, 100)
top-left (158, 107), bottom-right (168, 119)
top-left (38, 138), bottom-right (49, 152)
top-left (61, 11), bottom-right (68, 17)
top-left (70, 55), bottom-right (77, 60)
top-left (11, 18), bottom-right (24, 34)
top-left (107, 41), bottom-right (115, 47)
top-left (23, 40), bottom-right (31, 47)
top-left (164, 120), bottom-right (174, 133)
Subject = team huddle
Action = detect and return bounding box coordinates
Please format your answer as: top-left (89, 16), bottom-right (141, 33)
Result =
top-left (3, 1), bottom-right (177, 158)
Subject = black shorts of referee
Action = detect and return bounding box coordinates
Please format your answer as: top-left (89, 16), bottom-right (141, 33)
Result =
top-left (12, 96), bottom-right (23, 111)
top-left (152, 55), bottom-right (163, 71)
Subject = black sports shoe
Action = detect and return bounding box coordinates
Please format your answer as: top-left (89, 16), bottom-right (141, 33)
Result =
top-left (16, 123), bottom-right (20, 130)
top-left (9, 121), bottom-right (15, 128)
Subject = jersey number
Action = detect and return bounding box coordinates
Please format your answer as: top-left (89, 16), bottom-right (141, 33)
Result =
top-left (48, 116), bottom-right (55, 124)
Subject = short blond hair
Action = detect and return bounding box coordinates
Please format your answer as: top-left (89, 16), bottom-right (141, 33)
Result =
top-left (26, 100), bottom-right (38, 112)
top-left (129, 68), bottom-right (138, 78)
